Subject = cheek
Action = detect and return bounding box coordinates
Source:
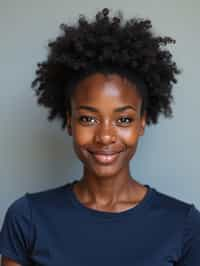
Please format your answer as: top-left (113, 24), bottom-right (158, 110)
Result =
top-left (119, 126), bottom-right (140, 145)
top-left (72, 125), bottom-right (93, 145)
top-left (72, 124), bottom-right (140, 148)
top-left (72, 126), bottom-right (141, 166)
top-left (118, 127), bottom-right (141, 160)
top-left (72, 126), bottom-right (93, 160)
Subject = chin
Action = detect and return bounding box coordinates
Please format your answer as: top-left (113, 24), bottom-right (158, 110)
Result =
top-left (88, 164), bottom-right (124, 178)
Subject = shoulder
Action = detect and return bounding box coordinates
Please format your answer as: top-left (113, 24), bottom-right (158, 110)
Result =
top-left (26, 183), bottom-right (67, 200)
top-left (151, 187), bottom-right (197, 221)
top-left (26, 183), bottom-right (70, 210)
top-left (3, 193), bottom-right (31, 225)
top-left (5, 183), bottom-right (70, 220)
top-left (151, 187), bottom-right (200, 264)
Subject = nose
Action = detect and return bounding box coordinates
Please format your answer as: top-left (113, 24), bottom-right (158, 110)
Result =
top-left (94, 121), bottom-right (117, 144)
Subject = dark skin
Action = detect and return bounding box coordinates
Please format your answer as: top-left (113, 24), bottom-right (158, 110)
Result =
top-left (1, 257), bottom-right (21, 266)
top-left (66, 73), bottom-right (148, 212)
top-left (1, 73), bottom-right (147, 266)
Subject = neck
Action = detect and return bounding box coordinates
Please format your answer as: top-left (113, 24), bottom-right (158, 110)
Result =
top-left (76, 172), bottom-right (140, 206)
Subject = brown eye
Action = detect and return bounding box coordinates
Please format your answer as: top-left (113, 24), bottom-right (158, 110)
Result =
top-left (118, 116), bottom-right (134, 125)
top-left (78, 115), bottom-right (96, 125)
top-left (78, 116), bottom-right (134, 126)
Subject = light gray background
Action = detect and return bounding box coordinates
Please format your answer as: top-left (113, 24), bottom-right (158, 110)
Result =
top-left (0, 1), bottom-right (199, 260)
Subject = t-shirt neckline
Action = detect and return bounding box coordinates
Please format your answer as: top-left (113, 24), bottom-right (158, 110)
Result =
top-left (67, 180), bottom-right (155, 220)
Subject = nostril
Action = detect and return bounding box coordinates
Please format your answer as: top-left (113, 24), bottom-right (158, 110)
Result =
top-left (95, 134), bottom-right (117, 144)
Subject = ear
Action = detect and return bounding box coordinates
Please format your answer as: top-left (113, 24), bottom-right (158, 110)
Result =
top-left (139, 111), bottom-right (147, 136)
top-left (66, 111), bottom-right (72, 136)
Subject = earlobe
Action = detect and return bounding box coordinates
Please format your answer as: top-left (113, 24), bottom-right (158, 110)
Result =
top-left (139, 112), bottom-right (147, 136)
top-left (67, 125), bottom-right (72, 136)
top-left (66, 112), bottom-right (72, 136)
top-left (139, 125), bottom-right (145, 136)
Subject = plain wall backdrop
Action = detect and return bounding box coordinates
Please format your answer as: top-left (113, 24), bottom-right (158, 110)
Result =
top-left (0, 0), bottom-right (199, 260)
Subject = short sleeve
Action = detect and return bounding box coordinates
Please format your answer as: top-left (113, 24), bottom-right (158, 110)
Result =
top-left (0, 193), bottom-right (33, 265)
top-left (177, 204), bottom-right (200, 266)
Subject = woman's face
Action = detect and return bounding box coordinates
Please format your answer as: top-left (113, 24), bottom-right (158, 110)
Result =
top-left (66, 73), bottom-right (146, 179)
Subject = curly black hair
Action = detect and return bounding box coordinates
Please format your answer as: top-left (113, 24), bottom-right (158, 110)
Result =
top-left (31, 8), bottom-right (181, 130)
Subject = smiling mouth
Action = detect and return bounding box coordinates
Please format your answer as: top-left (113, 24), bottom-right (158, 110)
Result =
top-left (89, 152), bottom-right (121, 164)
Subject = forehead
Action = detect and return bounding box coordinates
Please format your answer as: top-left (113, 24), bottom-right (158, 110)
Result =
top-left (71, 73), bottom-right (142, 111)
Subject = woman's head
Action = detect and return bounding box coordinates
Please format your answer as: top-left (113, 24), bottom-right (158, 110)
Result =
top-left (65, 71), bottom-right (146, 178)
top-left (32, 8), bottom-right (180, 131)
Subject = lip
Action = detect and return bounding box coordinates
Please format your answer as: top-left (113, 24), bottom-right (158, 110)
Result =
top-left (88, 149), bottom-right (122, 155)
top-left (89, 151), bottom-right (121, 164)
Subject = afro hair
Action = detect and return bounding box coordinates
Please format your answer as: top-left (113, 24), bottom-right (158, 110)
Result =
top-left (31, 8), bottom-right (181, 129)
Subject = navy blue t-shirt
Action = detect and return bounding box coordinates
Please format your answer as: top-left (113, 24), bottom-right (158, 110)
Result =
top-left (0, 180), bottom-right (200, 266)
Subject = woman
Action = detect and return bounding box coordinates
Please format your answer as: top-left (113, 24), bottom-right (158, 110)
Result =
top-left (0, 8), bottom-right (199, 266)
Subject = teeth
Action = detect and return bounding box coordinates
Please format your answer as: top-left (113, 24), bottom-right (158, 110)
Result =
top-left (97, 155), bottom-right (114, 159)
top-left (92, 153), bottom-right (119, 163)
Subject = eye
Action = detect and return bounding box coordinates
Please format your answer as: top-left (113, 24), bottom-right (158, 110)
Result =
top-left (78, 116), bottom-right (97, 125)
top-left (78, 115), bottom-right (134, 126)
top-left (117, 116), bottom-right (134, 125)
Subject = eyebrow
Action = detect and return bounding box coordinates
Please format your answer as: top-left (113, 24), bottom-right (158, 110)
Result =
top-left (76, 105), bottom-right (137, 113)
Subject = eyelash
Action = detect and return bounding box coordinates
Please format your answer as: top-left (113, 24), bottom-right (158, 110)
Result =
top-left (78, 115), bottom-right (134, 126)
